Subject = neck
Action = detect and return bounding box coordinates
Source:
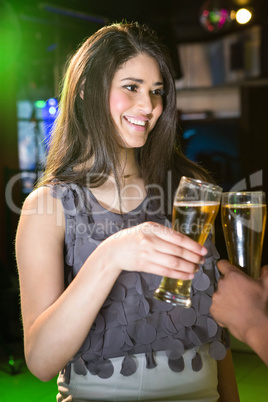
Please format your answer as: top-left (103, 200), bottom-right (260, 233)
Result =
top-left (118, 148), bottom-right (139, 179)
top-left (122, 170), bottom-right (140, 179)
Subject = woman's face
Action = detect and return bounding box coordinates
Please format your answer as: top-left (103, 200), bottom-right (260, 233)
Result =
top-left (109, 53), bottom-right (164, 148)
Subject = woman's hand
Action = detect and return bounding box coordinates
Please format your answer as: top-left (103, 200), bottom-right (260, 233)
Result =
top-left (103, 221), bottom-right (207, 280)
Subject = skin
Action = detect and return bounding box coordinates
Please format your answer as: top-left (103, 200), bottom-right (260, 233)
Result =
top-left (210, 260), bottom-right (268, 366)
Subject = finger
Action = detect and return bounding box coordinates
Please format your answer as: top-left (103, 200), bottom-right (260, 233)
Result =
top-left (140, 259), bottom-right (197, 280)
top-left (150, 249), bottom-right (199, 275)
top-left (137, 237), bottom-right (200, 275)
top-left (146, 222), bottom-right (207, 256)
top-left (217, 259), bottom-right (239, 276)
top-left (153, 237), bottom-right (205, 266)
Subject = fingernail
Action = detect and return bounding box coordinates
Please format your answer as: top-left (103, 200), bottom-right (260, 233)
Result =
top-left (200, 257), bottom-right (205, 264)
top-left (201, 247), bottom-right (207, 256)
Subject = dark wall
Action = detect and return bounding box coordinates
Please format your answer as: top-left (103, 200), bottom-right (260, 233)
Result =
top-left (240, 84), bottom-right (268, 264)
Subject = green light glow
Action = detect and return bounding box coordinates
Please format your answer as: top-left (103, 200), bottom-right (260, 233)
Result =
top-left (35, 100), bottom-right (46, 108)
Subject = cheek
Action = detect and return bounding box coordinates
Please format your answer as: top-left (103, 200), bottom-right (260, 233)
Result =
top-left (109, 92), bottom-right (129, 119)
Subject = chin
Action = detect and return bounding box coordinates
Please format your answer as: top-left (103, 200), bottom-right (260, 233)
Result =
top-left (126, 135), bottom-right (149, 149)
top-left (127, 141), bottom-right (147, 149)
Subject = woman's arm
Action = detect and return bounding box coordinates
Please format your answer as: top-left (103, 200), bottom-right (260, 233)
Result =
top-left (16, 187), bottom-right (121, 381)
top-left (16, 187), bottom-right (207, 382)
top-left (217, 349), bottom-right (240, 402)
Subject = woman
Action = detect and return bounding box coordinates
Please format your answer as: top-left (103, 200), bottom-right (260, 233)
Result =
top-left (16, 22), bottom-right (239, 401)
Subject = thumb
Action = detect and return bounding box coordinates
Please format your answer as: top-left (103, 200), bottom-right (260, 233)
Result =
top-left (217, 259), bottom-right (239, 276)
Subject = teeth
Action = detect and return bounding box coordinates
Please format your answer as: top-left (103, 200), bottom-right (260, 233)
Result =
top-left (126, 117), bottom-right (146, 126)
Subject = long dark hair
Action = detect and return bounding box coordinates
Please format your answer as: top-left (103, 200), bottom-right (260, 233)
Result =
top-left (38, 21), bottom-right (211, 218)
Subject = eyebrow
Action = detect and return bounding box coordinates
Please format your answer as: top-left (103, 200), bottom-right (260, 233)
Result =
top-left (120, 77), bottom-right (164, 86)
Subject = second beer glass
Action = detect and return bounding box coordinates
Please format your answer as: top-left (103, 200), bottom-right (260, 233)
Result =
top-left (154, 176), bottom-right (222, 308)
top-left (221, 191), bottom-right (267, 278)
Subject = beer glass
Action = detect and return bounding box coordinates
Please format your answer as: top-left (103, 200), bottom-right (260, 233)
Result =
top-left (221, 191), bottom-right (267, 278)
top-left (154, 176), bottom-right (222, 308)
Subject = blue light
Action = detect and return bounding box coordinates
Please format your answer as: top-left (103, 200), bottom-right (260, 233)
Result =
top-left (183, 129), bottom-right (197, 140)
top-left (41, 98), bottom-right (59, 151)
top-left (47, 98), bottom-right (57, 106)
top-left (49, 106), bottom-right (57, 115)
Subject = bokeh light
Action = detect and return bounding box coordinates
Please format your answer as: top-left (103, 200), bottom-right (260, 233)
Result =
top-left (200, 1), bottom-right (232, 32)
top-left (236, 8), bottom-right (252, 24)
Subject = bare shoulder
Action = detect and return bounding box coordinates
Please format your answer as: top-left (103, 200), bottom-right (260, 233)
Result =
top-left (16, 185), bottom-right (66, 266)
top-left (20, 186), bottom-right (65, 230)
top-left (22, 186), bottom-right (61, 212)
top-left (16, 186), bottom-right (65, 256)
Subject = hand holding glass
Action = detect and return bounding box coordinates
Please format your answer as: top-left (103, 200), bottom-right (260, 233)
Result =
top-left (221, 191), bottom-right (267, 278)
top-left (154, 176), bottom-right (222, 308)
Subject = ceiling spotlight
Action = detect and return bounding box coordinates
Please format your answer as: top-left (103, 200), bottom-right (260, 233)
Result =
top-left (236, 8), bottom-right (252, 24)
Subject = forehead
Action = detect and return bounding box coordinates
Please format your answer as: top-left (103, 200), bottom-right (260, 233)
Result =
top-left (114, 53), bottom-right (162, 80)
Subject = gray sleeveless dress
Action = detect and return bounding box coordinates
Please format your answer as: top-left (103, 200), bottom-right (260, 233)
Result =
top-left (49, 183), bottom-right (229, 402)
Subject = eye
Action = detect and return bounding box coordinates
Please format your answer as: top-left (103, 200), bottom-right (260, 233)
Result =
top-left (151, 88), bottom-right (165, 96)
top-left (123, 84), bottom-right (138, 92)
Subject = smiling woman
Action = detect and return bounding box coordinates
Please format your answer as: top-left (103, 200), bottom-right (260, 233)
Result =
top-left (15, 21), bottom-right (239, 401)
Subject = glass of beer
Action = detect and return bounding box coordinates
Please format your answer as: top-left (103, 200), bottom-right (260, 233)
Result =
top-left (154, 176), bottom-right (222, 308)
top-left (221, 191), bottom-right (267, 278)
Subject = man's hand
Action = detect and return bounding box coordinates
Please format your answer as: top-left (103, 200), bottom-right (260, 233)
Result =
top-left (210, 260), bottom-right (267, 343)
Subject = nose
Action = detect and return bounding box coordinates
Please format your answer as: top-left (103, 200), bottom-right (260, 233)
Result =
top-left (137, 92), bottom-right (154, 115)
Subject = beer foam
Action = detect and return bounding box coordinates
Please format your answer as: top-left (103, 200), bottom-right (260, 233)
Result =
top-left (174, 201), bottom-right (220, 207)
top-left (223, 203), bottom-right (266, 208)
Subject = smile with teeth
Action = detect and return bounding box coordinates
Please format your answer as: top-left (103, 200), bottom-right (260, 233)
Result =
top-left (125, 116), bottom-right (147, 126)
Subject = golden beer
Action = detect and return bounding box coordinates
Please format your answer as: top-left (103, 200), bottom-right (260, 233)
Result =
top-left (172, 201), bottom-right (220, 244)
top-left (154, 200), bottom-right (220, 306)
top-left (221, 203), bottom-right (267, 278)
